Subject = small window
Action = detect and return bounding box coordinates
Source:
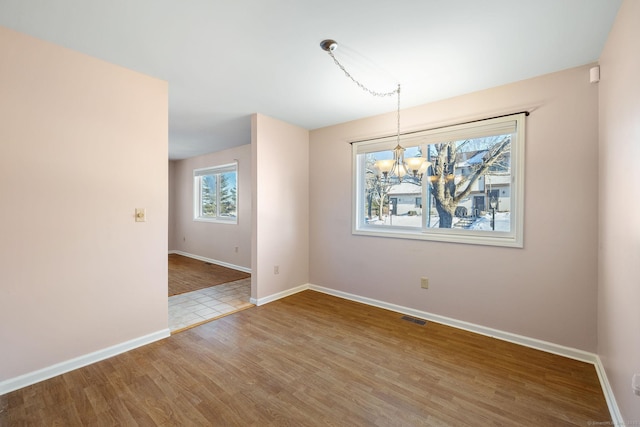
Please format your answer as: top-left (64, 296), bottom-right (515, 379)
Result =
top-left (352, 113), bottom-right (525, 247)
top-left (194, 163), bottom-right (237, 223)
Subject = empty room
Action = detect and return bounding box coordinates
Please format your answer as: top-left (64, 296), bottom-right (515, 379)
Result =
top-left (1, 0), bottom-right (639, 425)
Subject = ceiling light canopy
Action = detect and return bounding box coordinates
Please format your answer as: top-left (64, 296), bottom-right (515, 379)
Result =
top-left (319, 39), bottom-right (337, 52)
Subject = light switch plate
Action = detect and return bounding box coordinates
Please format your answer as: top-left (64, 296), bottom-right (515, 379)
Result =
top-left (135, 208), bottom-right (146, 222)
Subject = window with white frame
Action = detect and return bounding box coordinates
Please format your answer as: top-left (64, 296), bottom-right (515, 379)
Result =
top-left (194, 163), bottom-right (238, 223)
top-left (353, 113), bottom-right (526, 247)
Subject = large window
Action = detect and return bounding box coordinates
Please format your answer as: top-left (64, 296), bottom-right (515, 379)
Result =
top-left (194, 163), bottom-right (238, 223)
top-left (353, 113), bottom-right (525, 247)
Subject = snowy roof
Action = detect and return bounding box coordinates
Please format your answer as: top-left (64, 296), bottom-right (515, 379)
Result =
top-left (457, 150), bottom-right (488, 167)
top-left (388, 182), bottom-right (422, 195)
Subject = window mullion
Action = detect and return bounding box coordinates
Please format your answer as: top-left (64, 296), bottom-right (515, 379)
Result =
top-left (421, 144), bottom-right (428, 231)
top-left (215, 173), bottom-right (221, 218)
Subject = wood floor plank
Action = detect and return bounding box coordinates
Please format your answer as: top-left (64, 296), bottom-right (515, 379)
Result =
top-left (168, 254), bottom-right (250, 296)
top-left (1, 290), bottom-right (611, 426)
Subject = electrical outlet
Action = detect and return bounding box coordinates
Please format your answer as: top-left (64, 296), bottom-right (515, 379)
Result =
top-left (421, 277), bottom-right (429, 289)
top-left (633, 373), bottom-right (640, 396)
top-left (234, 246), bottom-right (239, 253)
top-left (274, 266), bottom-right (279, 275)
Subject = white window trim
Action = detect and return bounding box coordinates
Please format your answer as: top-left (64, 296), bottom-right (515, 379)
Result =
top-left (193, 162), bottom-right (238, 224)
top-left (352, 113), bottom-right (526, 248)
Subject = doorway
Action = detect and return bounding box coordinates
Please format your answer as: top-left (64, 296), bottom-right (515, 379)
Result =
top-left (168, 253), bottom-right (253, 333)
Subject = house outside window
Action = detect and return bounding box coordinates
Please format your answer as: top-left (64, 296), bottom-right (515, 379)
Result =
top-left (193, 163), bottom-right (238, 223)
top-left (352, 113), bottom-right (526, 247)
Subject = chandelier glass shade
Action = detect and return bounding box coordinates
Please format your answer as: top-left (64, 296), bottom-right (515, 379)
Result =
top-left (373, 144), bottom-right (429, 184)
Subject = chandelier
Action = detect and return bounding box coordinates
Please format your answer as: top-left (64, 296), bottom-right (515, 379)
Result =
top-left (320, 39), bottom-right (427, 185)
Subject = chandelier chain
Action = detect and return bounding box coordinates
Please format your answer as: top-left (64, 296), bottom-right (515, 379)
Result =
top-left (326, 50), bottom-right (401, 141)
top-left (322, 41), bottom-right (420, 185)
top-left (328, 51), bottom-right (399, 98)
top-left (396, 84), bottom-right (400, 141)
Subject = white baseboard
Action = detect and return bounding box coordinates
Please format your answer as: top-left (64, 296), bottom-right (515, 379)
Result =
top-left (250, 284), bottom-right (310, 306)
top-left (169, 250), bottom-right (251, 274)
top-left (309, 284), bottom-right (597, 363)
top-left (594, 356), bottom-right (624, 425)
top-left (0, 329), bottom-right (170, 396)
top-left (5, 280), bottom-right (620, 423)
top-left (308, 284), bottom-right (622, 422)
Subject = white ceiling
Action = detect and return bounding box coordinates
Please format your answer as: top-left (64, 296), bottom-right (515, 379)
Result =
top-left (0, 1), bottom-right (621, 159)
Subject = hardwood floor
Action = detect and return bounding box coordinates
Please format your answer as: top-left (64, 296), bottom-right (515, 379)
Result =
top-left (168, 254), bottom-right (250, 296)
top-left (1, 290), bottom-right (610, 426)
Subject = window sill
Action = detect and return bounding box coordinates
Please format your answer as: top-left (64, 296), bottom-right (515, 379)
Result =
top-left (353, 225), bottom-right (522, 248)
top-left (194, 217), bottom-right (238, 225)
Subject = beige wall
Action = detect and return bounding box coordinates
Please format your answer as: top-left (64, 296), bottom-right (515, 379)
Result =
top-left (169, 144), bottom-right (252, 271)
top-left (252, 114), bottom-right (309, 301)
top-left (310, 64), bottom-right (599, 352)
top-left (598, 0), bottom-right (640, 421)
top-left (3, 8), bottom-right (636, 415)
top-left (0, 27), bottom-right (168, 382)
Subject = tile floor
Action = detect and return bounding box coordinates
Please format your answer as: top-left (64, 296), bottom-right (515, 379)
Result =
top-left (168, 277), bottom-right (253, 333)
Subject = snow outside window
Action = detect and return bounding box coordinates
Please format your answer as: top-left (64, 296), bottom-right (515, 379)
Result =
top-left (193, 163), bottom-right (238, 224)
top-left (352, 113), bottom-right (526, 247)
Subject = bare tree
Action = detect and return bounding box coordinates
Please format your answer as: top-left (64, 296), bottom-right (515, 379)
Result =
top-left (365, 157), bottom-right (392, 221)
top-left (429, 136), bottom-right (511, 228)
